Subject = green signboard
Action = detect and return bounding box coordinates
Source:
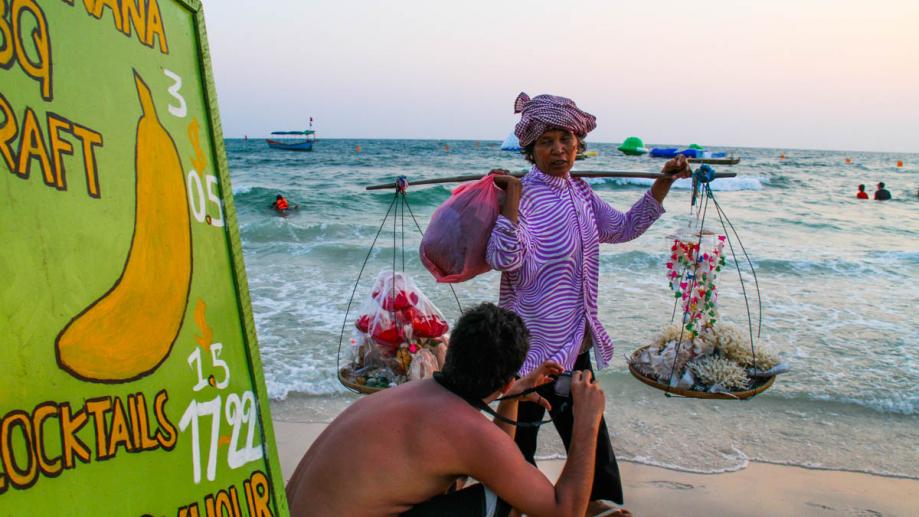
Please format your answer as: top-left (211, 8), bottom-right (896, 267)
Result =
top-left (0, 1), bottom-right (288, 514)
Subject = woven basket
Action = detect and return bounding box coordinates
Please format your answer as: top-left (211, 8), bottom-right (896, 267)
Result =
top-left (338, 369), bottom-right (387, 395)
top-left (627, 345), bottom-right (775, 400)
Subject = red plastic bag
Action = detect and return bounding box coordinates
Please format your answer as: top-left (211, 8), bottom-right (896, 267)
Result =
top-left (420, 175), bottom-right (503, 283)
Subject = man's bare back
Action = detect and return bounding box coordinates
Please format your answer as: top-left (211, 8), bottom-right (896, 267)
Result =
top-left (286, 378), bottom-right (520, 515)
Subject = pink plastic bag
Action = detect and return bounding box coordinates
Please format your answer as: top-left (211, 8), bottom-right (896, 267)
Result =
top-left (420, 175), bottom-right (503, 283)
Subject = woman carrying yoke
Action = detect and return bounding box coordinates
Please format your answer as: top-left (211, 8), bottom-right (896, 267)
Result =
top-left (486, 92), bottom-right (691, 514)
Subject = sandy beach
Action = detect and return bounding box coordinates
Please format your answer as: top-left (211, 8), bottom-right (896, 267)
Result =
top-left (272, 419), bottom-right (919, 516)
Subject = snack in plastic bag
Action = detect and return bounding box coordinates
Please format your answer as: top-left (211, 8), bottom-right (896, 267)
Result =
top-left (343, 270), bottom-right (451, 391)
top-left (420, 174), bottom-right (503, 283)
top-left (408, 347), bottom-right (440, 381)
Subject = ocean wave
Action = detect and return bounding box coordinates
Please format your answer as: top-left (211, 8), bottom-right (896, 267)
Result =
top-left (769, 390), bottom-right (919, 416)
top-left (231, 185), bottom-right (281, 205)
top-left (266, 374), bottom-right (349, 400)
top-left (597, 250), bottom-right (915, 278)
top-left (238, 219), bottom-right (383, 246)
top-left (751, 256), bottom-right (909, 277)
top-left (868, 250), bottom-right (919, 264)
top-left (586, 176), bottom-right (767, 192)
top-left (598, 250), bottom-right (665, 271)
top-left (622, 448), bottom-right (750, 475)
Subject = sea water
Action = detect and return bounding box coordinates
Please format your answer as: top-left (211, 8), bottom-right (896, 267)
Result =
top-left (226, 138), bottom-right (919, 479)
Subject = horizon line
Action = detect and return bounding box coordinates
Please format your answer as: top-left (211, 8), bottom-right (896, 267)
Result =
top-left (225, 136), bottom-right (918, 155)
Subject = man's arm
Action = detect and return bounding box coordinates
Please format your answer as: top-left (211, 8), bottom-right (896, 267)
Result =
top-left (465, 371), bottom-right (605, 517)
top-left (492, 361), bottom-right (563, 438)
top-left (493, 398), bottom-right (520, 438)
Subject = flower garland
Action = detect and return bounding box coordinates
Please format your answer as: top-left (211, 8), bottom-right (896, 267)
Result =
top-left (666, 235), bottom-right (727, 338)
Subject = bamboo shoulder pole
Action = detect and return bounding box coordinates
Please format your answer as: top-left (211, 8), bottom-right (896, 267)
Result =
top-left (366, 170), bottom-right (737, 191)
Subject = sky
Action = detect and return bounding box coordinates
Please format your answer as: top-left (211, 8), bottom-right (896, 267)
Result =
top-left (203, 0), bottom-right (919, 152)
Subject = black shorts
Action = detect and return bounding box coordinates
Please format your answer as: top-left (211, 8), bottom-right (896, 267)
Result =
top-left (401, 484), bottom-right (511, 517)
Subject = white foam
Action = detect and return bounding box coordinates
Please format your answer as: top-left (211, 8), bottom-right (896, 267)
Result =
top-left (586, 176), bottom-right (766, 191)
top-left (622, 454), bottom-right (750, 475)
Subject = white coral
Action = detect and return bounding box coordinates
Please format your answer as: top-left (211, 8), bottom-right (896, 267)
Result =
top-left (714, 324), bottom-right (780, 370)
top-left (689, 356), bottom-right (750, 391)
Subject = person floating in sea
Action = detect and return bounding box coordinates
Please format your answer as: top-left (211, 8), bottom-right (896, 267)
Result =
top-left (285, 303), bottom-right (608, 516)
top-left (271, 194), bottom-right (297, 213)
top-left (856, 184), bottom-right (869, 199)
top-left (874, 182), bottom-right (892, 201)
top-left (486, 92), bottom-right (691, 516)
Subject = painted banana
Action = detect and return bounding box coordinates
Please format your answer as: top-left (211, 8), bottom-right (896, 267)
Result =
top-left (55, 71), bottom-right (193, 383)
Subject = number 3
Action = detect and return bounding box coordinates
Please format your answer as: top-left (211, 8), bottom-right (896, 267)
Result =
top-left (164, 69), bottom-right (187, 118)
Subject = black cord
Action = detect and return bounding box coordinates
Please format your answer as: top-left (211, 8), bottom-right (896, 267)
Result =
top-left (709, 192), bottom-right (763, 338)
top-left (391, 192), bottom-right (397, 323)
top-left (708, 186), bottom-right (760, 371)
top-left (403, 195), bottom-right (465, 314)
top-left (337, 194), bottom-right (400, 393)
top-left (401, 193), bottom-right (406, 272)
top-left (432, 373), bottom-right (560, 427)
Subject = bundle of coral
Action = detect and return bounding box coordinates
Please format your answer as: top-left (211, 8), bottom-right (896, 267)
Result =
top-left (630, 233), bottom-right (787, 394)
top-left (340, 271), bottom-right (450, 390)
top-left (630, 323), bottom-right (784, 392)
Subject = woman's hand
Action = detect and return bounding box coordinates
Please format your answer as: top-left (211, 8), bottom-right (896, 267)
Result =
top-left (506, 360), bottom-right (563, 410)
top-left (490, 172), bottom-right (522, 223)
top-left (661, 155), bottom-right (692, 180)
top-left (652, 155), bottom-right (692, 203)
top-left (491, 171), bottom-right (520, 190)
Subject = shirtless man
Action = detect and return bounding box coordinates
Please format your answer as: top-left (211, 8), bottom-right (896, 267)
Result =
top-left (285, 303), bottom-right (610, 516)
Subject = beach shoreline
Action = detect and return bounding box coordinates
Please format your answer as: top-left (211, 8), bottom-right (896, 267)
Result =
top-left (272, 419), bottom-right (919, 516)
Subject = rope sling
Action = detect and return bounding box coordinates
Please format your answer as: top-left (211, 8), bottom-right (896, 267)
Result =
top-left (628, 165), bottom-right (777, 400)
top-left (336, 177), bottom-right (463, 394)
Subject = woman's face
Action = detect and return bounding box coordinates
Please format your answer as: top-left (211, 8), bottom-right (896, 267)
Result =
top-left (533, 129), bottom-right (578, 177)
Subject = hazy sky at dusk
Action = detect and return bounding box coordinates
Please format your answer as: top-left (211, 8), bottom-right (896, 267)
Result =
top-left (203, 0), bottom-right (919, 152)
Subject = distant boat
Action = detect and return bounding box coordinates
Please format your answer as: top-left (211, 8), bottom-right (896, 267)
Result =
top-left (266, 130), bottom-right (316, 152)
top-left (649, 147), bottom-right (680, 158)
top-left (650, 144), bottom-right (731, 160)
top-left (689, 157), bottom-right (741, 165)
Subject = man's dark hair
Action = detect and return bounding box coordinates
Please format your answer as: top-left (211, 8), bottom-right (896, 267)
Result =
top-left (878, 182), bottom-right (885, 189)
top-left (441, 303), bottom-right (529, 398)
top-left (858, 184), bottom-right (865, 191)
top-left (521, 131), bottom-right (586, 164)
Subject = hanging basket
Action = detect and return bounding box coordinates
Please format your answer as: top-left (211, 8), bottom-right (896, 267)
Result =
top-left (338, 368), bottom-right (386, 395)
top-left (627, 345), bottom-right (775, 400)
top-left (336, 177), bottom-right (463, 395)
top-left (627, 164), bottom-right (785, 400)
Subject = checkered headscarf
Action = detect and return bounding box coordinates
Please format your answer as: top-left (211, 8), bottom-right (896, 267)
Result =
top-left (513, 92), bottom-right (597, 147)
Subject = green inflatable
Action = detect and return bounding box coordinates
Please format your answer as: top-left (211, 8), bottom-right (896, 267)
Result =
top-left (618, 136), bottom-right (649, 156)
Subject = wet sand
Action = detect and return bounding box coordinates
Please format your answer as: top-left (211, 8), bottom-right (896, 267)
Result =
top-left (272, 420), bottom-right (919, 516)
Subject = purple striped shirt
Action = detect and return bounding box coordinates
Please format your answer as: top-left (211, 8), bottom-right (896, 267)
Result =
top-left (486, 167), bottom-right (665, 375)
